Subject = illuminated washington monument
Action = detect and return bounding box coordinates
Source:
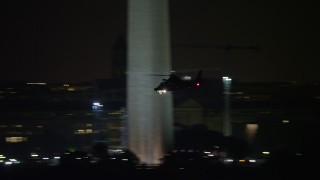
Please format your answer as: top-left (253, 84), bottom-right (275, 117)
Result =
top-left (126, 0), bottom-right (173, 164)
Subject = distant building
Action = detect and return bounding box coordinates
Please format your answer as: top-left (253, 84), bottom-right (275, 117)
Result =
top-left (0, 80), bottom-right (319, 160)
top-left (0, 82), bottom-right (126, 159)
top-left (173, 80), bottom-right (320, 155)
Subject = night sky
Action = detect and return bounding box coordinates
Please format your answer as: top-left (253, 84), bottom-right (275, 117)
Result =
top-left (1, 0), bottom-right (319, 83)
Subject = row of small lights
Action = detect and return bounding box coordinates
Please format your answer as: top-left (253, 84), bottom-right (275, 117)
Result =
top-left (0, 153), bottom-right (62, 166)
top-left (0, 154), bottom-right (20, 165)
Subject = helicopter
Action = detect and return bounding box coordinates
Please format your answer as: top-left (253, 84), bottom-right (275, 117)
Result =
top-left (154, 70), bottom-right (202, 94)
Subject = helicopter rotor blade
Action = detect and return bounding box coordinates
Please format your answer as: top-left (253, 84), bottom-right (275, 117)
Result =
top-left (148, 74), bottom-right (171, 76)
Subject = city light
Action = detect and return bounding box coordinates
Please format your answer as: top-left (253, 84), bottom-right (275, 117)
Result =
top-left (31, 153), bottom-right (39, 157)
top-left (27, 82), bottom-right (47, 85)
top-left (282, 120), bottom-right (290, 123)
top-left (92, 102), bottom-right (103, 110)
top-left (5, 137), bottom-right (27, 143)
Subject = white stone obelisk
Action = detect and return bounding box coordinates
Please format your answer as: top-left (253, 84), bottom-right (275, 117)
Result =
top-left (127, 0), bottom-right (173, 165)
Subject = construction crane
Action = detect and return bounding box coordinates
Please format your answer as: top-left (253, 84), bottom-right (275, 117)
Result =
top-left (172, 42), bottom-right (259, 77)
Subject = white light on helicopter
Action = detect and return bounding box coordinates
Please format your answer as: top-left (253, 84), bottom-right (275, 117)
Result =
top-left (183, 76), bottom-right (191, 80)
top-left (157, 90), bottom-right (167, 94)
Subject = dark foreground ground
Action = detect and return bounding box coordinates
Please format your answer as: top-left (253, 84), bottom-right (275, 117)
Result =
top-left (0, 156), bottom-right (316, 180)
